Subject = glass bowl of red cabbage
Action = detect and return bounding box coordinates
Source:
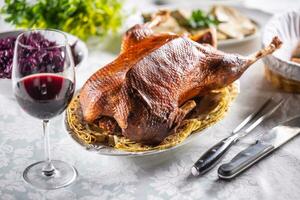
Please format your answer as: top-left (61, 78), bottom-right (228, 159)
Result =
top-left (0, 30), bottom-right (88, 99)
top-left (0, 30), bottom-right (88, 79)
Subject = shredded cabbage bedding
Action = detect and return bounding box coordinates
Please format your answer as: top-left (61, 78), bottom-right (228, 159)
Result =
top-left (66, 83), bottom-right (239, 152)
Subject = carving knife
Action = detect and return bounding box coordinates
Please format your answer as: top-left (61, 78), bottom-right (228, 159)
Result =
top-left (218, 116), bottom-right (300, 179)
top-left (191, 98), bottom-right (283, 176)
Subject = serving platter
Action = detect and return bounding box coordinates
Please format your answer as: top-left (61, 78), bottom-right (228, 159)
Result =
top-left (64, 82), bottom-right (240, 157)
top-left (65, 118), bottom-right (209, 157)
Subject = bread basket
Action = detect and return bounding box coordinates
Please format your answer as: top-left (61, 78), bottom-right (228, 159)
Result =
top-left (262, 9), bottom-right (300, 93)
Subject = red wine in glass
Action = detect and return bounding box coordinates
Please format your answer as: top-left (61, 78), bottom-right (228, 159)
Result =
top-left (12, 30), bottom-right (77, 190)
top-left (15, 74), bottom-right (74, 119)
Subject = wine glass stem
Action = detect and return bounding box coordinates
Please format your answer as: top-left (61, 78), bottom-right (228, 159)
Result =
top-left (42, 120), bottom-right (56, 176)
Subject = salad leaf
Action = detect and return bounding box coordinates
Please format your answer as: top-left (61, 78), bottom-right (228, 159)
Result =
top-left (188, 9), bottom-right (221, 29)
top-left (1, 0), bottom-right (124, 40)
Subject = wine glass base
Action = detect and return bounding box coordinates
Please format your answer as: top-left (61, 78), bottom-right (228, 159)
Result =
top-left (23, 160), bottom-right (77, 190)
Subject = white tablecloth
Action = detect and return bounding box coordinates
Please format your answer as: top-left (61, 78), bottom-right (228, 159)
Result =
top-left (1, 1), bottom-right (300, 200)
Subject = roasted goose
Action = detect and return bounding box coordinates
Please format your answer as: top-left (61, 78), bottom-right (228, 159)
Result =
top-left (79, 14), bottom-right (282, 145)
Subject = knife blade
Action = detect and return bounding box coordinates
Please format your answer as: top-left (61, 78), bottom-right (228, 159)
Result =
top-left (218, 116), bottom-right (300, 179)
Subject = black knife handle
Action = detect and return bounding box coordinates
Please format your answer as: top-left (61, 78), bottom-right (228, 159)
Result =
top-left (218, 140), bottom-right (274, 179)
top-left (192, 134), bottom-right (239, 176)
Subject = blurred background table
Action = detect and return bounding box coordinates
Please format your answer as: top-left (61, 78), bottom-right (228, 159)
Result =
top-left (1, 0), bottom-right (300, 199)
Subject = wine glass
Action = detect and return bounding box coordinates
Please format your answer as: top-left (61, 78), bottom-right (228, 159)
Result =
top-left (12, 29), bottom-right (77, 190)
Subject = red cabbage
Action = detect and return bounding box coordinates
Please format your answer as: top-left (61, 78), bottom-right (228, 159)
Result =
top-left (0, 33), bottom-right (79, 79)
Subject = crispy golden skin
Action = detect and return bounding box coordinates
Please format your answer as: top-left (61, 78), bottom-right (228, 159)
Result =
top-left (79, 13), bottom-right (282, 144)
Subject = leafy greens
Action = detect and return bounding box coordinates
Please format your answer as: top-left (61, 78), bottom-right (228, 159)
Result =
top-left (1, 0), bottom-right (124, 40)
top-left (188, 9), bottom-right (221, 29)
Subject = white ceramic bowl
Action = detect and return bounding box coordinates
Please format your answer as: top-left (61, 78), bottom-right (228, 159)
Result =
top-left (262, 9), bottom-right (300, 82)
top-left (0, 30), bottom-right (88, 98)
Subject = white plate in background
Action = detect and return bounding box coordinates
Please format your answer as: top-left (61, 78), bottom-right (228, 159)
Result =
top-left (132, 5), bottom-right (272, 47)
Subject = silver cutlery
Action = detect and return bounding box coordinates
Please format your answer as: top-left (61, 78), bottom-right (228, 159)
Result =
top-left (191, 98), bottom-right (284, 176)
top-left (218, 115), bottom-right (300, 179)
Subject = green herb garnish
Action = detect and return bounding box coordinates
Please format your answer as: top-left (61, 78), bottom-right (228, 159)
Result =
top-left (188, 9), bottom-right (221, 29)
top-left (1, 0), bottom-right (124, 41)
